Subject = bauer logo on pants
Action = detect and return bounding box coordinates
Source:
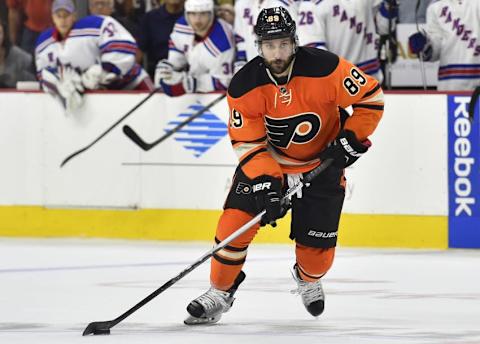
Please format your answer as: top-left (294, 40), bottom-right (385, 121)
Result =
top-left (447, 95), bottom-right (480, 248)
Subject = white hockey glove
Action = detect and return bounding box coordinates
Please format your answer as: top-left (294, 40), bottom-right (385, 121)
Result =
top-left (57, 67), bottom-right (85, 113)
top-left (40, 68), bottom-right (61, 92)
top-left (154, 59), bottom-right (183, 86)
top-left (81, 65), bottom-right (117, 90)
top-left (182, 73), bottom-right (197, 94)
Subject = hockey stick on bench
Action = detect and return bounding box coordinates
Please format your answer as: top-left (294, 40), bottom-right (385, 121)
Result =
top-left (82, 158), bottom-right (333, 336)
top-left (415, 0), bottom-right (427, 90)
top-left (468, 86), bottom-right (480, 123)
top-left (123, 93), bottom-right (226, 151)
top-left (60, 87), bottom-right (162, 168)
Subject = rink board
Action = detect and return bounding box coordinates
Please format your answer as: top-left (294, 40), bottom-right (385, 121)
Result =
top-left (0, 91), bottom-right (473, 248)
top-left (0, 206), bottom-right (447, 248)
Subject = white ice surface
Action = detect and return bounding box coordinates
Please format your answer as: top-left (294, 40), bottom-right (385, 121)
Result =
top-left (0, 238), bottom-right (479, 344)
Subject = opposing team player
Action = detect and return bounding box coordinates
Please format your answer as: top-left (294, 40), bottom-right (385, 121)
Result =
top-left (234, 0), bottom-right (298, 70)
top-left (297, 0), bottom-right (398, 82)
top-left (184, 7), bottom-right (384, 325)
top-left (408, 0), bottom-right (480, 91)
top-left (35, 0), bottom-right (153, 113)
top-left (154, 0), bottom-right (235, 96)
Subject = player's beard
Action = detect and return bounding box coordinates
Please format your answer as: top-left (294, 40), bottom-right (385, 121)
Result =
top-left (265, 54), bottom-right (294, 75)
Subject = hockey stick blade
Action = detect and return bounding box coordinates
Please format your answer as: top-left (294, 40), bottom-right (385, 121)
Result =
top-left (81, 158), bottom-right (332, 335)
top-left (123, 93), bottom-right (226, 151)
top-left (82, 321), bottom-right (112, 336)
top-left (122, 125), bottom-right (154, 151)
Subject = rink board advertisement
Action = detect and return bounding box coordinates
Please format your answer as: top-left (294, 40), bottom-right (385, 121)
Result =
top-left (448, 95), bottom-right (480, 248)
top-left (0, 91), bottom-right (450, 248)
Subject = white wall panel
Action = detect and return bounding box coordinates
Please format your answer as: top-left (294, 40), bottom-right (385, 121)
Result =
top-left (0, 91), bottom-right (449, 215)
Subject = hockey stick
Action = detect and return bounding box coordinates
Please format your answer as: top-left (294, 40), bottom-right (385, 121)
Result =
top-left (82, 158), bottom-right (333, 336)
top-left (60, 87), bottom-right (162, 168)
top-left (415, 0), bottom-right (428, 90)
top-left (468, 86), bottom-right (480, 123)
top-left (123, 93), bottom-right (226, 151)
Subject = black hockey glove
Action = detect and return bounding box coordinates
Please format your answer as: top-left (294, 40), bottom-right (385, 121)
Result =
top-left (252, 176), bottom-right (286, 227)
top-left (319, 129), bottom-right (371, 169)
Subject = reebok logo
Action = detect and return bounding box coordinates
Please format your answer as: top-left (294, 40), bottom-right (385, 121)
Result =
top-left (452, 97), bottom-right (476, 216)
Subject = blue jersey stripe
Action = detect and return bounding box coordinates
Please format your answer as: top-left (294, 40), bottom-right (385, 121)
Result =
top-left (207, 20), bottom-right (232, 53)
top-left (439, 64), bottom-right (480, 70)
top-left (439, 75), bottom-right (480, 80)
top-left (74, 15), bottom-right (104, 29)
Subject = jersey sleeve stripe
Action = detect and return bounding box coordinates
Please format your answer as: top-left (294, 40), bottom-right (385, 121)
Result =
top-left (234, 143), bottom-right (267, 161)
top-left (361, 83), bottom-right (381, 99)
top-left (268, 147), bottom-right (320, 167)
top-left (99, 40), bottom-right (136, 49)
top-left (358, 89), bottom-right (384, 104)
top-left (352, 104), bottom-right (384, 110)
top-left (238, 147), bottom-right (268, 167)
top-left (231, 136), bottom-right (267, 145)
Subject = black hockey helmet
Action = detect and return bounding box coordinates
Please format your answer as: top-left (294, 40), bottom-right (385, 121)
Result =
top-left (254, 7), bottom-right (296, 42)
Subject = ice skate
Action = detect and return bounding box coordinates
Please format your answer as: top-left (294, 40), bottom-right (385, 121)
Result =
top-left (184, 271), bottom-right (246, 325)
top-left (291, 264), bottom-right (325, 316)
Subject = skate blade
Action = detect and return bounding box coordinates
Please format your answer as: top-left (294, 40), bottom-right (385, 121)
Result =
top-left (183, 314), bottom-right (221, 326)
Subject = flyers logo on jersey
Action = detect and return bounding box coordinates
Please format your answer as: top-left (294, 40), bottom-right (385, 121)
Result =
top-left (265, 113), bottom-right (321, 149)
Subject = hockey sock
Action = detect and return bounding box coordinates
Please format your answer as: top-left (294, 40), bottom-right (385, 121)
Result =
top-left (210, 209), bottom-right (259, 290)
top-left (295, 244), bottom-right (335, 281)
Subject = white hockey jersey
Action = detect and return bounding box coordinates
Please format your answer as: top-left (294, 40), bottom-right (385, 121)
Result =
top-left (423, 0), bottom-right (480, 91)
top-left (166, 16), bottom-right (235, 93)
top-left (35, 15), bottom-right (149, 91)
top-left (297, 0), bottom-right (395, 81)
top-left (234, 0), bottom-right (299, 62)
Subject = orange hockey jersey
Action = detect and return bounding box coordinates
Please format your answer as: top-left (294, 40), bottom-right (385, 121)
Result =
top-left (227, 47), bottom-right (384, 180)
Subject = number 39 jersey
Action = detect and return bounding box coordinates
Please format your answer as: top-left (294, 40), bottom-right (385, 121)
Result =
top-left (227, 47), bottom-right (384, 179)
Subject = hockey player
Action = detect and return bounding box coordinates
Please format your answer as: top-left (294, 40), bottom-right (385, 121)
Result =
top-left (184, 7), bottom-right (384, 325)
top-left (297, 0), bottom-right (398, 82)
top-left (35, 0), bottom-right (153, 113)
top-left (408, 0), bottom-right (480, 91)
top-left (154, 0), bottom-right (235, 96)
top-left (234, 0), bottom-right (298, 70)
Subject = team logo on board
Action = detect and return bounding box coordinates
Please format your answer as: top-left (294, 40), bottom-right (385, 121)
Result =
top-left (166, 103), bottom-right (228, 158)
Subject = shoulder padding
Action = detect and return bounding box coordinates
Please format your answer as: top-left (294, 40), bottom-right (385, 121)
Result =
top-left (228, 57), bottom-right (271, 98)
top-left (293, 47), bottom-right (340, 78)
